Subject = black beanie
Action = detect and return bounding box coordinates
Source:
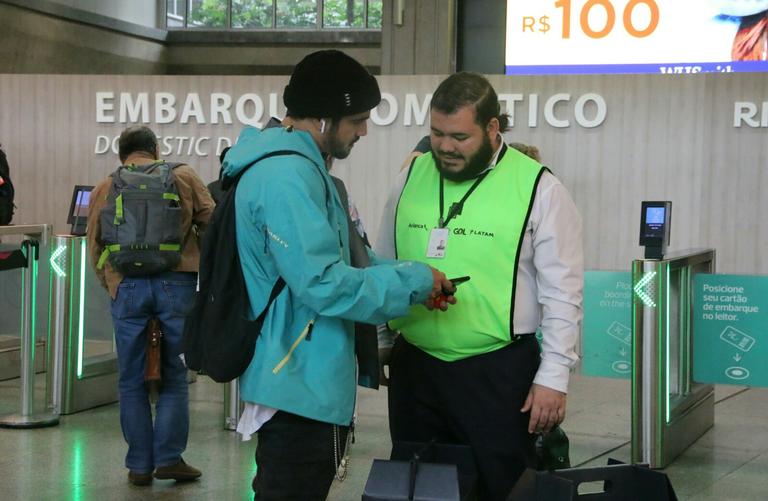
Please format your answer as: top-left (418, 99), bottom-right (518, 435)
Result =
top-left (283, 50), bottom-right (381, 118)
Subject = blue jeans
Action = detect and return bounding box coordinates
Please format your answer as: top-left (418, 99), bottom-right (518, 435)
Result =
top-left (110, 271), bottom-right (196, 473)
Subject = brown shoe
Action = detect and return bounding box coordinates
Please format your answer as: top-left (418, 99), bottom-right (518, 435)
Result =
top-left (153, 458), bottom-right (202, 481)
top-left (128, 470), bottom-right (153, 486)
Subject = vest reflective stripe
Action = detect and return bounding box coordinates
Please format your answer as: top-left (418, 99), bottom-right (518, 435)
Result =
top-left (390, 148), bottom-right (544, 361)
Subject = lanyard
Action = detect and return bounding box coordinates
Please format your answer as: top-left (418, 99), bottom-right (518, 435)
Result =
top-left (438, 170), bottom-right (490, 228)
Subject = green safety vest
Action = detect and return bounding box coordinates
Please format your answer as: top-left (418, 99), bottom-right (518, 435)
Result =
top-left (390, 146), bottom-right (545, 361)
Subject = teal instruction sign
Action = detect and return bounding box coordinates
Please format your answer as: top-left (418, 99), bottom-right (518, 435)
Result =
top-left (694, 274), bottom-right (768, 386)
top-left (582, 271), bottom-right (632, 379)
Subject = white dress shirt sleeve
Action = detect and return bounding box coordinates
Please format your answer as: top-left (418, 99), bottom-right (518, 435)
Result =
top-left (375, 167), bottom-right (412, 348)
top-left (529, 172), bottom-right (583, 393)
top-left (375, 166), bottom-right (410, 260)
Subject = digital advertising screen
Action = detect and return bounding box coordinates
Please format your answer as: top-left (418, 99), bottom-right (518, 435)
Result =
top-left (505, 0), bottom-right (768, 75)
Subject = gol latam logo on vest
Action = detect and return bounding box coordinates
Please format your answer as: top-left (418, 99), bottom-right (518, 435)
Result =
top-left (408, 223), bottom-right (495, 238)
top-left (452, 227), bottom-right (495, 238)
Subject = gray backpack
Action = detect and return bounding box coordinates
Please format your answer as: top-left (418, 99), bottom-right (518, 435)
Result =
top-left (97, 161), bottom-right (183, 276)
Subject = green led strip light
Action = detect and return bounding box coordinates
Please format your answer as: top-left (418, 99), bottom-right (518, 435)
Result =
top-left (77, 239), bottom-right (86, 378)
top-left (634, 271), bottom-right (657, 308)
top-left (72, 435), bottom-right (83, 501)
top-left (665, 266), bottom-right (671, 423)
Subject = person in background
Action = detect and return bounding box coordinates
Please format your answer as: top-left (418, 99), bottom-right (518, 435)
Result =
top-left (508, 142), bottom-right (542, 163)
top-left (376, 72), bottom-right (583, 500)
top-left (87, 126), bottom-right (214, 486)
top-left (0, 143), bottom-right (15, 227)
top-left (207, 146), bottom-right (231, 205)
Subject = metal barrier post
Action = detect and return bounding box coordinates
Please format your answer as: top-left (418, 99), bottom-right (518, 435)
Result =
top-left (46, 235), bottom-right (70, 416)
top-left (0, 224), bottom-right (58, 428)
top-left (223, 379), bottom-right (243, 430)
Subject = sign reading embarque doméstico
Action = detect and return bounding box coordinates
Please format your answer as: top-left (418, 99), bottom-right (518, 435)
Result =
top-left (92, 90), bottom-right (608, 158)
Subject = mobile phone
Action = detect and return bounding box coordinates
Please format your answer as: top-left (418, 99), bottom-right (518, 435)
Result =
top-left (440, 276), bottom-right (470, 296)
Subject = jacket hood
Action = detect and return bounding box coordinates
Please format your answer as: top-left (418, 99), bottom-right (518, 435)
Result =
top-left (222, 125), bottom-right (325, 178)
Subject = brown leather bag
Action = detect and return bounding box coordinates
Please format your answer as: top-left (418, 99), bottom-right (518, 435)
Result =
top-left (145, 318), bottom-right (162, 386)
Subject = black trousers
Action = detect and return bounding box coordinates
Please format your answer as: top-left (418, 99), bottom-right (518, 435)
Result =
top-left (252, 411), bottom-right (349, 501)
top-left (388, 335), bottom-right (540, 501)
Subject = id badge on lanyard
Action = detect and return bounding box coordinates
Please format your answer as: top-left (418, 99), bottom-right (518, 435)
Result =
top-left (427, 227), bottom-right (449, 258)
top-left (427, 168), bottom-right (491, 259)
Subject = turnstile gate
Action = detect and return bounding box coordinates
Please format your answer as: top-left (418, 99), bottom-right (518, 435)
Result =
top-left (0, 226), bottom-right (50, 381)
top-left (632, 249), bottom-right (715, 468)
top-left (47, 235), bottom-right (118, 414)
top-left (0, 224), bottom-right (58, 427)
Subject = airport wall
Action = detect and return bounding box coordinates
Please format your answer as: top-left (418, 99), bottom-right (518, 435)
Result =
top-left (1, 72), bottom-right (766, 274)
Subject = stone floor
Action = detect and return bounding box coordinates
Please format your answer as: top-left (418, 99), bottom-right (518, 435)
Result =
top-left (0, 373), bottom-right (766, 500)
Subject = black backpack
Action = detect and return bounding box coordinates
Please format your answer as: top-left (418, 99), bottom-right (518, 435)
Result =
top-left (0, 147), bottom-right (15, 226)
top-left (182, 150), bottom-right (316, 383)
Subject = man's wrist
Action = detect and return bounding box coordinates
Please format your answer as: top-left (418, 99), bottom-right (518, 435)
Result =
top-left (532, 360), bottom-right (571, 394)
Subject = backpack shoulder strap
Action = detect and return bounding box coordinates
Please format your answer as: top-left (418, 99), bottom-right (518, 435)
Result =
top-left (222, 150), bottom-right (319, 191)
top-left (221, 150), bottom-right (318, 315)
top-left (109, 165), bottom-right (126, 190)
top-left (331, 176), bottom-right (350, 213)
top-left (259, 277), bottom-right (286, 323)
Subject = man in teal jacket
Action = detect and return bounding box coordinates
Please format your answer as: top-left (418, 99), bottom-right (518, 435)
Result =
top-left (223, 50), bottom-right (455, 501)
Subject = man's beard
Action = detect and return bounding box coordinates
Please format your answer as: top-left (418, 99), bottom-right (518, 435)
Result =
top-left (326, 127), bottom-right (357, 160)
top-left (433, 134), bottom-right (494, 182)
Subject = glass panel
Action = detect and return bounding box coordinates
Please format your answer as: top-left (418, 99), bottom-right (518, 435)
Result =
top-left (82, 242), bottom-right (115, 361)
top-left (0, 240), bottom-right (50, 381)
top-left (667, 267), bottom-right (682, 408)
top-left (0, 242), bottom-right (49, 343)
top-left (276, 0), bottom-right (317, 28)
top-left (188, 0), bottom-right (228, 28)
top-left (323, 0), bottom-right (364, 28)
top-left (367, 0), bottom-right (382, 28)
top-left (668, 261), bottom-right (711, 421)
top-left (166, 0), bottom-right (186, 27)
top-left (233, 0), bottom-right (274, 28)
